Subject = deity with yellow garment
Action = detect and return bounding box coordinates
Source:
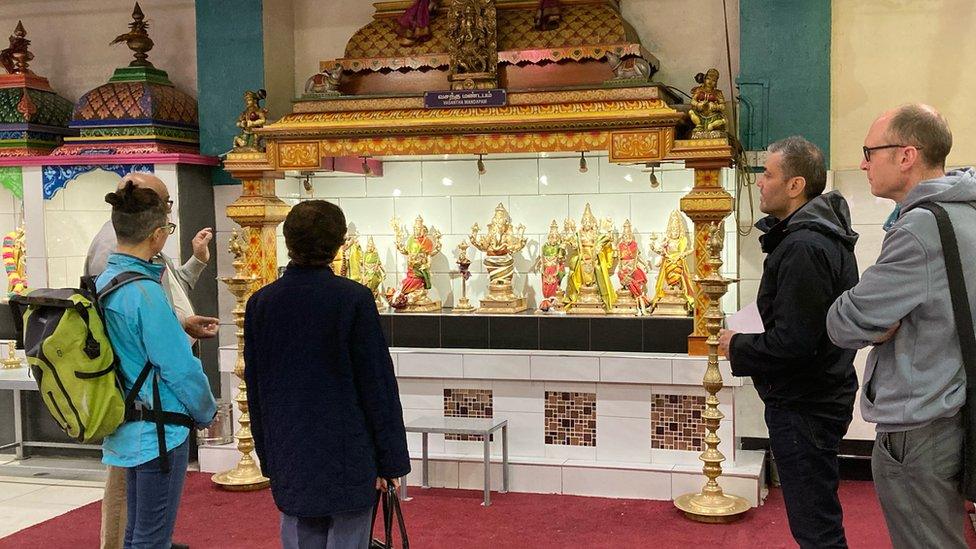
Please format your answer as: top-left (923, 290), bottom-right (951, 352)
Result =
top-left (469, 203), bottom-right (528, 313)
top-left (614, 220), bottom-right (650, 315)
top-left (361, 236), bottom-right (386, 308)
top-left (2, 224), bottom-right (26, 298)
top-left (390, 215), bottom-right (442, 312)
top-left (649, 210), bottom-right (695, 316)
top-left (561, 203), bottom-right (616, 314)
top-left (331, 231), bottom-right (363, 281)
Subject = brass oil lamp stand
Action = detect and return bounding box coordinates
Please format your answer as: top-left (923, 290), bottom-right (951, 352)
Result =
top-left (674, 221), bottom-right (749, 522)
top-left (212, 230), bottom-right (270, 491)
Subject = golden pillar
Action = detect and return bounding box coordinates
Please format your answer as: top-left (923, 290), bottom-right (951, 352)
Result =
top-left (680, 158), bottom-right (733, 356)
top-left (213, 152), bottom-right (290, 491)
top-left (673, 222), bottom-right (749, 522)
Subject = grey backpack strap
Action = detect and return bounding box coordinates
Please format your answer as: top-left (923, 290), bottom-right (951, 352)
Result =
top-left (917, 202), bottom-right (976, 502)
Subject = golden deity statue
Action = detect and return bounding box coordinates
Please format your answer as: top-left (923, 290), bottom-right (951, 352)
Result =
top-left (361, 236), bottom-right (386, 309)
top-left (331, 230), bottom-right (363, 282)
top-left (3, 224), bottom-right (27, 298)
top-left (649, 210), bottom-right (695, 316)
top-left (562, 203), bottom-right (617, 314)
top-left (614, 220), bottom-right (651, 316)
top-left (390, 215), bottom-right (443, 312)
top-left (469, 203), bottom-right (528, 313)
top-left (538, 220), bottom-right (566, 312)
top-left (689, 68), bottom-right (727, 139)
top-left (232, 89), bottom-right (268, 152)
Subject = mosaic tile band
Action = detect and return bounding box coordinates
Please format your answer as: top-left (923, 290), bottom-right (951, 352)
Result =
top-left (545, 391), bottom-right (596, 447)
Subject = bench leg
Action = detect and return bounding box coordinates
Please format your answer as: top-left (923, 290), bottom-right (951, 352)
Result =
top-left (502, 425), bottom-right (509, 493)
top-left (482, 436), bottom-right (491, 507)
top-left (422, 432), bottom-right (430, 489)
top-left (14, 389), bottom-right (23, 460)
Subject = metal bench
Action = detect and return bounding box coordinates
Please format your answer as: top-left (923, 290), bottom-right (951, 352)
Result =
top-left (402, 416), bottom-right (509, 506)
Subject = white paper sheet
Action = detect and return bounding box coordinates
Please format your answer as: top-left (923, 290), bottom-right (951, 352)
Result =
top-left (727, 301), bottom-right (764, 334)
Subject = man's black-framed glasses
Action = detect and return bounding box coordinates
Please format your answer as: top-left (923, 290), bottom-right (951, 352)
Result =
top-left (158, 222), bottom-right (176, 235)
top-left (863, 144), bottom-right (922, 162)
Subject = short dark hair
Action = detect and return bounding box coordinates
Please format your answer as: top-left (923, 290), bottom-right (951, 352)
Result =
top-left (283, 200), bottom-right (346, 268)
top-left (104, 182), bottom-right (168, 245)
top-left (768, 136), bottom-right (827, 199)
top-left (886, 104), bottom-right (952, 168)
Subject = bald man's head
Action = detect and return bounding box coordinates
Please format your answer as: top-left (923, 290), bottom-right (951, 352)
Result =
top-left (880, 103), bottom-right (952, 168)
top-left (118, 172), bottom-right (171, 212)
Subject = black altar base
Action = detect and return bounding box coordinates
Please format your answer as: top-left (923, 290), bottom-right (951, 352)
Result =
top-left (378, 310), bottom-right (693, 354)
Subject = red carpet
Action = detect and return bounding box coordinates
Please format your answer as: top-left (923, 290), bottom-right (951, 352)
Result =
top-left (2, 474), bottom-right (974, 548)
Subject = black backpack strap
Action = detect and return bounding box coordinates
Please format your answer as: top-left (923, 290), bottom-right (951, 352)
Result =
top-left (917, 202), bottom-right (976, 501)
top-left (123, 361), bottom-right (195, 474)
top-left (96, 271), bottom-right (154, 302)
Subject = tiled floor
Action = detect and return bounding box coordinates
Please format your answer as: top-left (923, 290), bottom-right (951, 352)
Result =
top-left (0, 454), bottom-right (105, 538)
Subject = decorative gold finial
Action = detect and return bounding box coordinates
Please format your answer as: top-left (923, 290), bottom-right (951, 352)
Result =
top-left (111, 2), bottom-right (154, 67)
top-left (1, 21), bottom-right (34, 74)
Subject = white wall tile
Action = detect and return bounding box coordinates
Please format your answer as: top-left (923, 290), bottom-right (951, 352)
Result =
top-left (492, 380), bottom-right (545, 413)
top-left (59, 170), bottom-right (117, 211)
top-left (852, 223), bottom-right (885, 275)
top-left (600, 356), bottom-right (671, 384)
top-left (462, 462), bottom-right (561, 494)
top-left (452, 196), bottom-right (510, 235)
top-left (463, 354), bottom-right (531, 380)
top-left (733, 383), bottom-right (767, 439)
top-left (834, 169), bottom-right (895, 225)
top-left (393, 196), bottom-right (452, 236)
top-left (599, 157), bottom-right (654, 194)
top-left (405, 458), bottom-right (458, 488)
top-left (213, 185), bottom-right (242, 233)
top-left (495, 411), bottom-right (545, 457)
top-left (0, 187), bottom-right (16, 214)
top-left (479, 159), bottom-right (539, 195)
top-left (531, 356), bottom-right (600, 382)
top-left (339, 197), bottom-right (395, 236)
top-left (596, 416), bottom-right (651, 462)
top-left (539, 157), bottom-right (599, 195)
top-left (659, 168), bottom-right (695, 193)
top-left (544, 443), bottom-right (596, 461)
top-left (403, 408), bottom-right (447, 456)
top-left (561, 467), bottom-right (671, 499)
top-left (596, 384), bottom-right (651, 419)
top-left (46, 257), bottom-right (67, 288)
top-left (276, 177), bottom-right (301, 199)
top-left (671, 358), bottom-right (735, 386)
top-left (422, 161), bottom-right (479, 196)
top-left (397, 378), bottom-right (445, 410)
top-left (312, 175), bottom-right (366, 198)
top-left (398, 352), bottom-right (462, 378)
top-left (630, 192), bottom-right (687, 234)
top-left (368, 161), bottom-right (423, 198)
top-left (509, 195), bottom-right (569, 235)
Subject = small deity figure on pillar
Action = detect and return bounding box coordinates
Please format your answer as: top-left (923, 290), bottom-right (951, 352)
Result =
top-left (1, 21), bottom-right (33, 74)
top-left (232, 89), bottom-right (268, 152)
top-left (448, 0), bottom-right (498, 89)
top-left (361, 236), bottom-right (386, 309)
top-left (3, 224), bottom-right (27, 297)
top-left (614, 220), bottom-right (651, 316)
top-left (689, 68), bottom-right (727, 138)
top-left (538, 220), bottom-right (566, 312)
top-left (649, 210), bottom-right (696, 316)
top-left (561, 203), bottom-right (617, 314)
top-left (469, 204), bottom-right (528, 313)
top-left (396, 0), bottom-right (439, 46)
top-left (390, 215), bottom-right (443, 312)
top-left (331, 230), bottom-right (363, 282)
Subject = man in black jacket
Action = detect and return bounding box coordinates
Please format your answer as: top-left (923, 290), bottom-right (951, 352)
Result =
top-left (718, 136), bottom-right (859, 549)
top-left (244, 200), bottom-right (410, 549)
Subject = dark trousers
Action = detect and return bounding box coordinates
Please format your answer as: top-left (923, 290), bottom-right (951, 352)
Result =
top-left (280, 506), bottom-right (373, 549)
top-left (123, 439), bottom-right (190, 549)
top-left (765, 406), bottom-right (850, 549)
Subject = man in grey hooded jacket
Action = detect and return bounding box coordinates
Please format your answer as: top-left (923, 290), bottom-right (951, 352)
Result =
top-left (827, 104), bottom-right (973, 548)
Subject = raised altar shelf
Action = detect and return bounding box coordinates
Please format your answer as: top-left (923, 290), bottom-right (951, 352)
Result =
top-left (203, 345), bottom-right (766, 507)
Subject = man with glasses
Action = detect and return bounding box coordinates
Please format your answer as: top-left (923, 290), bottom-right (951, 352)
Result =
top-left (84, 171), bottom-right (218, 549)
top-left (827, 104), bottom-right (975, 548)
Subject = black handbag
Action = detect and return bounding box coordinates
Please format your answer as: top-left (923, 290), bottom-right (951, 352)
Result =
top-left (918, 202), bottom-right (976, 502)
top-left (370, 480), bottom-right (409, 549)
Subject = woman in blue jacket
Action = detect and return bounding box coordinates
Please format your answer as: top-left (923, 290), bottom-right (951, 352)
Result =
top-left (97, 183), bottom-right (217, 548)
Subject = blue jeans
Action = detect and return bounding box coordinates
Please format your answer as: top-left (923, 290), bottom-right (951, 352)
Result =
top-left (280, 506), bottom-right (373, 549)
top-left (123, 439), bottom-right (189, 549)
top-left (765, 406), bottom-right (850, 549)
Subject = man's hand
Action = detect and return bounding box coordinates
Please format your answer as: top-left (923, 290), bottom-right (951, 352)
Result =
top-left (182, 315), bottom-right (220, 339)
top-left (192, 228), bottom-right (214, 263)
top-left (376, 477), bottom-right (401, 492)
top-left (718, 328), bottom-right (737, 357)
top-left (873, 321), bottom-right (901, 345)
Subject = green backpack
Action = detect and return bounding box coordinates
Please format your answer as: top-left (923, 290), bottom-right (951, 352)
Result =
top-left (10, 272), bottom-right (190, 446)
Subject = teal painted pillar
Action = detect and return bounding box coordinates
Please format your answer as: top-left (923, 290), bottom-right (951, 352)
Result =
top-left (195, 0), bottom-right (266, 185)
top-left (738, 1), bottom-right (831, 163)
